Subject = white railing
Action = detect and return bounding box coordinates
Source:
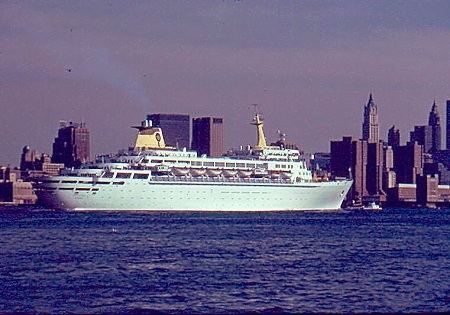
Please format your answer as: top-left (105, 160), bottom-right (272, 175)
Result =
top-left (149, 175), bottom-right (293, 185)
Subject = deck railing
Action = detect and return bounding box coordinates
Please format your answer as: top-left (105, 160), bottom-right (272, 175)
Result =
top-left (149, 175), bottom-right (294, 185)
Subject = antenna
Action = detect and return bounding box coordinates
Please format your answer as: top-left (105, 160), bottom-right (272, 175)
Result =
top-left (251, 103), bottom-right (259, 114)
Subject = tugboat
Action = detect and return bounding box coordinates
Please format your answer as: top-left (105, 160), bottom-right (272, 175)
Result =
top-left (363, 202), bottom-right (382, 211)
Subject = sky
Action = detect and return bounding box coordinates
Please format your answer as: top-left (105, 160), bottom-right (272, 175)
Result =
top-left (1, 0), bottom-right (450, 166)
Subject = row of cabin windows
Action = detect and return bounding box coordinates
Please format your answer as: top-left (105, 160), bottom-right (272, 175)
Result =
top-left (274, 164), bottom-right (294, 169)
top-left (142, 159), bottom-right (267, 169)
top-left (103, 172), bottom-right (149, 180)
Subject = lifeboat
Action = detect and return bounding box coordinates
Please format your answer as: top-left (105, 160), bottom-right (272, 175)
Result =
top-left (191, 168), bottom-right (207, 177)
top-left (271, 172), bottom-right (281, 179)
top-left (171, 167), bottom-right (190, 176)
top-left (223, 170), bottom-right (238, 177)
top-left (238, 170), bottom-right (252, 178)
top-left (207, 169), bottom-right (222, 177)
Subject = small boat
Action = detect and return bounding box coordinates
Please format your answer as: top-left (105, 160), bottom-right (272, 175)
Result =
top-left (171, 167), bottom-right (190, 176)
top-left (207, 169), bottom-right (222, 177)
top-left (191, 168), bottom-right (207, 177)
top-left (363, 202), bottom-right (382, 211)
top-left (238, 170), bottom-right (252, 178)
top-left (223, 170), bottom-right (238, 177)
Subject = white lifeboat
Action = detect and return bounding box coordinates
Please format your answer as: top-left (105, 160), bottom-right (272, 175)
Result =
top-left (271, 172), bottom-right (281, 179)
top-left (171, 167), bottom-right (190, 176)
top-left (238, 170), bottom-right (252, 178)
top-left (207, 169), bottom-right (222, 177)
top-left (223, 170), bottom-right (238, 177)
top-left (191, 168), bottom-right (207, 177)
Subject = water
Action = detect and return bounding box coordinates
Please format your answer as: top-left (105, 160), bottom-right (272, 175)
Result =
top-left (0, 207), bottom-right (449, 313)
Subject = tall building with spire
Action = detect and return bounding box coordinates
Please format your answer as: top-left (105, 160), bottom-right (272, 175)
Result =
top-left (362, 93), bottom-right (379, 143)
top-left (428, 100), bottom-right (441, 152)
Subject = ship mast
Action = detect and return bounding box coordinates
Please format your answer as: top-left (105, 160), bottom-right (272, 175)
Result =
top-left (250, 104), bottom-right (267, 149)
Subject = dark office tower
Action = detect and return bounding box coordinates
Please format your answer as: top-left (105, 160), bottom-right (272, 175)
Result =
top-left (351, 140), bottom-right (369, 202)
top-left (52, 121), bottom-right (90, 168)
top-left (410, 125), bottom-right (433, 153)
top-left (330, 136), bottom-right (353, 178)
top-left (383, 145), bottom-right (396, 190)
top-left (362, 93), bottom-right (379, 143)
top-left (331, 136), bottom-right (385, 203)
top-left (20, 146), bottom-right (40, 170)
top-left (191, 117), bottom-right (224, 157)
top-left (147, 114), bottom-right (190, 149)
top-left (393, 142), bottom-right (424, 184)
top-left (428, 100), bottom-right (441, 152)
top-left (446, 100), bottom-right (450, 150)
top-left (366, 141), bottom-right (385, 196)
top-left (388, 125), bottom-right (400, 147)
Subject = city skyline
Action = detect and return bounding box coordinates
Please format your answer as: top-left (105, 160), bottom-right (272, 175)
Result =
top-left (1, 1), bottom-right (450, 165)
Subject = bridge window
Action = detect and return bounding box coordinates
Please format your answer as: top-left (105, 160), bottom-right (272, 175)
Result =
top-left (115, 173), bottom-right (131, 179)
top-left (133, 173), bottom-right (149, 180)
top-left (102, 172), bottom-right (114, 178)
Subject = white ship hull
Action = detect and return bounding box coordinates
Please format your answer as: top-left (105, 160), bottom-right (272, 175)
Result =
top-left (36, 177), bottom-right (352, 211)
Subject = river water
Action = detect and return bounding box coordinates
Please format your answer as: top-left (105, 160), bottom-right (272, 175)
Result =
top-left (0, 207), bottom-right (449, 313)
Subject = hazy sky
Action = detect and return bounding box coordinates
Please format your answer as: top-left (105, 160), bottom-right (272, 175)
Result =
top-left (1, 0), bottom-right (450, 166)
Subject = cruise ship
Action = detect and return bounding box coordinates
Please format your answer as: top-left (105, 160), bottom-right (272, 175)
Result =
top-left (35, 113), bottom-right (352, 211)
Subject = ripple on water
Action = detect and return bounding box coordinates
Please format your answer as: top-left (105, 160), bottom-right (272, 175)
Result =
top-left (0, 207), bottom-right (449, 313)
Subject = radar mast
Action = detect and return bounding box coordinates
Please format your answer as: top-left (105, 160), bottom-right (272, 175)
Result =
top-left (250, 104), bottom-right (267, 149)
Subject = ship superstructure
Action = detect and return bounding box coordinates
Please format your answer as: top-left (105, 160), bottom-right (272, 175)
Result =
top-left (36, 113), bottom-right (352, 211)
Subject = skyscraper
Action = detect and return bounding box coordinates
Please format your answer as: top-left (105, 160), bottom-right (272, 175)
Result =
top-left (351, 139), bottom-right (368, 202)
top-left (191, 117), bottom-right (224, 157)
top-left (446, 100), bottom-right (450, 150)
top-left (147, 114), bottom-right (190, 149)
top-left (428, 100), bottom-right (441, 152)
top-left (393, 142), bottom-right (423, 184)
top-left (362, 93), bottom-right (379, 143)
top-left (20, 146), bottom-right (40, 171)
top-left (52, 121), bottom-right (90, 168)
top-left (388, 125), bottom-right (400, 147)
top-left (330, 136), bottom-right (353, 179)
top-left (330, 136), bottom-right (386, 204)
top-left (410, 125), bottom-right (433, 153)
